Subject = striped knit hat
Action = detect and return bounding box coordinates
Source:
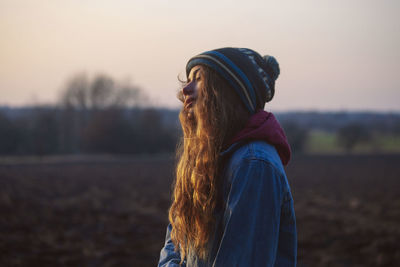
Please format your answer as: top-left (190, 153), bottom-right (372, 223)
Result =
top-left (186, 47), bottom-right (280, 114)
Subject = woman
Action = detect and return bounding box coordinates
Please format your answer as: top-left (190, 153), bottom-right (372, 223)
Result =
top-left (158, 47), bottom-right (297, 266)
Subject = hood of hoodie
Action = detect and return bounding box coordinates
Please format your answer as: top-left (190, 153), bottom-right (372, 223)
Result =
top-left (226, 110), bottom-right (291, 166)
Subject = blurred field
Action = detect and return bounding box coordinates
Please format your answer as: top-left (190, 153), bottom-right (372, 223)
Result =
top-left (0, 153), bottom-right (399, 267)
top-left (306, 130), bottom-right (400, 154)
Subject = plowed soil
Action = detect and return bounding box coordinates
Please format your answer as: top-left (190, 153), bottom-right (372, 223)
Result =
top-left (0, 154), bottom-right (399, 266)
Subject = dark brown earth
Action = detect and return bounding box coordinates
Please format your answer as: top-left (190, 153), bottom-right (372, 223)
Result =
top-left (0, 154), bottom-right (399, 267)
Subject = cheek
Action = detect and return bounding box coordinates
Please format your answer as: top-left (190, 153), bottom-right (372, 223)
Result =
top-left (194, 83), bottom-right (204, 100)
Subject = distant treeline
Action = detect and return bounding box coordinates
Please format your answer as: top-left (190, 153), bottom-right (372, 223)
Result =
top-left (0, 73), bottom-right (181, 156)
top-left (1, 73), bottom-right (399, 156)
top-left (277, 111), bottom-right (400, 134)
top-left (0, 106), bottom-right (180, 155)
top-left (1, 106), bottom-right (400, 156)
top-left (278, 111), bottom-right (400, 153)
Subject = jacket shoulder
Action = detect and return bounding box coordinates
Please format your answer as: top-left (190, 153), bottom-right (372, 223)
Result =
top-left (223, 141), bottom-right (285, 177)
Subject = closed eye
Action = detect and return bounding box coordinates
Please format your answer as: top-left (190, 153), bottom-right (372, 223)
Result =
top-left (188, 68), bottom-right (201, 83)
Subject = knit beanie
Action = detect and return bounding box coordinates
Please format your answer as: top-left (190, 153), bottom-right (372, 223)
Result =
top-left (186, 47), bottom-right (280, 114)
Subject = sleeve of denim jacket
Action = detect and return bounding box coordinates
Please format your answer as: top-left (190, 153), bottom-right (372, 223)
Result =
top-left (212, 159), bottom-right (283, 267)
top-left (158, 223), bottom-right (186, 267)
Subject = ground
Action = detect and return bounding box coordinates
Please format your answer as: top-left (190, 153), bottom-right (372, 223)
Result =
top-left (0, 153), bottom-right (399, 267)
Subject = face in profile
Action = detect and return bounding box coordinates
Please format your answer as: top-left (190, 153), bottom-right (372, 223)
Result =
top-left (181, 65), bottom-right (204, 119)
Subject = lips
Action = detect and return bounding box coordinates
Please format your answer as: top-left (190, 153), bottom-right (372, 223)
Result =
top-left (184, 97), bottom-right (195, 109)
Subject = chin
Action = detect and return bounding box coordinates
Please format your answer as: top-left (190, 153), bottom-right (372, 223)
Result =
top-left (187, 108), bottom-right (195, 120)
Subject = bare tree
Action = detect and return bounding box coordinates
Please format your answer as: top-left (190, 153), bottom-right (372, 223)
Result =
top-left (60, 73), bottom-right (145, 110)
top-left (337, 123), bottom-right (371, 152)
top-left (58, 73), bottom-right (146, 153)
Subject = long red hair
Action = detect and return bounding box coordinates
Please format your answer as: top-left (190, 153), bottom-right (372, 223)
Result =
top-left (168, 66), bottom-right (249, 262)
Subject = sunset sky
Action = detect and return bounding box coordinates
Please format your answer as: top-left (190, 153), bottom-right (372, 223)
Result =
top-left (1, 0), bottom-right (399, 111)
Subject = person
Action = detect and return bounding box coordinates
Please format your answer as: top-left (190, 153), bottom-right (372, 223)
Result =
top-left (158, 47), bottom-right (297, 267)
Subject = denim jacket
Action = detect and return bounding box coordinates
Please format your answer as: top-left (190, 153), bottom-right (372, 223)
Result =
top-left (158, 140), bottom-right (297, 266)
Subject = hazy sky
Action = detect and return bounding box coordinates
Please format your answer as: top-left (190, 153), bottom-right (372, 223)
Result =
top-left (1, 0), bottom-right (399, 111)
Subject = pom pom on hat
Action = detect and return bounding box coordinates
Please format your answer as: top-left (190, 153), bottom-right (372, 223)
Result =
top-left (263, 55), bottom-right (280, 82)
top-left (262, 54), bottom-right (280, 102)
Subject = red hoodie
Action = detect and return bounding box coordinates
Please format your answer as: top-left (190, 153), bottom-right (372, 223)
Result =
top-left (228, 110), bottom-right (291, 166)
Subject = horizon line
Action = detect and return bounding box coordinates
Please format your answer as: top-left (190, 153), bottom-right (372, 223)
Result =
top-left (0, 104), bottom-right (399, 114)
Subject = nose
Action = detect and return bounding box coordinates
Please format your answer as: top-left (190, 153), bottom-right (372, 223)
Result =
top-left (182, 80), bottom-right (195, 97)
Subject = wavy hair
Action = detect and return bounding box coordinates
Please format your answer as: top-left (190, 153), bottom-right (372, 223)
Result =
top-left (169, 65), bottom-right (250, 262)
